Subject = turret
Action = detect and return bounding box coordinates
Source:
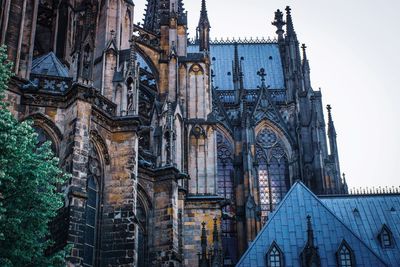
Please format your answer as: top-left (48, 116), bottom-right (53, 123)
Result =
top-left (197, 0), bottom-right (211, 52)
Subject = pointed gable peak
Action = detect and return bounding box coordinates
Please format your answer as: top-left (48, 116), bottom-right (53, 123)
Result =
top-left (236, 181), bottom-right (389, 266)
top-left (31, 52), bottom-right (69, 77)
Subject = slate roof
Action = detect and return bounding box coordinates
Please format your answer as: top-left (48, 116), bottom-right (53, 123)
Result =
top-left (188, 43), bottom-right (285, 90)
top-left (31, 52), bottom-right (69, 77)
top-left (236, 182), bottom-right (389, 267)
top-left (320, 194), bottom-right (400, 267)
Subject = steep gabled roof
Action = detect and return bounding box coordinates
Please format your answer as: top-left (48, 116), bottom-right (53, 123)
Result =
top-left (237, 182), bottom-right (388, 267)
top-left (188, 42), bottom-right (284, 90)
top-left (31, 52), bottom-right (69, 77)
top-left (321, 194), bottom-right (400, 267)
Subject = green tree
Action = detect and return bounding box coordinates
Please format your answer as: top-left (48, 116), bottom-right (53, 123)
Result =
top-left (0, 46), bottom-right (69, 266)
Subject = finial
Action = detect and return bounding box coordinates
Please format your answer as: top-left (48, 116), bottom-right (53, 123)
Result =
top-left (301, 43), bottom-right (307, 60)
top-left (285, 6), bottom-right (291, 15)
top-left (326, 104), bottom-right (333, 121)
top-left (110, 29), bottom-right (115, 40)
top-left (257, 68), bottom-right (267, 88)
top-left (213, 217), bottom-right (218, 242)
top-left (272, 9), bottom-right (286, 41)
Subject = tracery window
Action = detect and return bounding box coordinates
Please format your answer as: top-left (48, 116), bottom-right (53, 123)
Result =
top-left (266, 242), bottom-right (283, 267)
top-left (256, 128), bottom-right (290, 223)
top-left (337, 241), bottom-right (354, 267)
top-left (216, 132), bottom-right (237, 265)
top-left (83, 142), bottom-right (101, 267)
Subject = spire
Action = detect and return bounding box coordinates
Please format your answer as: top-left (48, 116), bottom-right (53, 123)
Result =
top-left (199, 221), bottom-right (209, 267)
top-left (197, 0), bottom-right (211, 52)
top-left (327, 104), bottom-right (336, 138)
top-left (342, 173), bottom-right (349, 194)
top-left (199, 0), bottom-right (210, 26)
top-left (272, 9), bottom-right (286, 42)
top-left (301, 43), bottom-right (308, 62)
top-left (301, 43), bottom-right (312, 91)
top-left (211, 217), bottom-right (222, 267)
top-left (300, 215), bottom-right (321, 266)
top-left (285, 6), bottom-right (297, 39)
top-left (232, 43), bottom-right (244, 92)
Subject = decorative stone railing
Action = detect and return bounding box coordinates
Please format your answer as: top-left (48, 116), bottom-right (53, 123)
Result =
top-left (215, 89), bottom-right (286, 105)
top-left (30, 73), bottom-right (73, 93)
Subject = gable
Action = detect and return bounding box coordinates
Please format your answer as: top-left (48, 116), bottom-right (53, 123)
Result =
top-left (321, 195), bottom-right (400, 267)
top-left (237, 182), bottom-right (388, 267)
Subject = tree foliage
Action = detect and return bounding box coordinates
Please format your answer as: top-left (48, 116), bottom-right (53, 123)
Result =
top-left (0, 46), bottom-right (69, 266)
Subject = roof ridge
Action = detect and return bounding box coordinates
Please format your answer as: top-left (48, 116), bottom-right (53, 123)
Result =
top-left (188, 36), bottom-right (278, 45)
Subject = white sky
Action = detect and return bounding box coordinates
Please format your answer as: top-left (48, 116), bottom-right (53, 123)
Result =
top-left (133, 0), bottom-right (400, 189)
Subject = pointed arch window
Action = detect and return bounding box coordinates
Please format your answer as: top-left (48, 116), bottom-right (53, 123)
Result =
top-left (266, 242), bottom-right (284, 267)
top-left (378, 224), bottom-right (393, 248)
top-left (256, 128), bottom-right (290, 223)
top-left (216, 131), bottom-right (237, 264)
top-left (336, 240), bottom-right (355, 267)
top-left (83, 142), bottom-right (101, 267)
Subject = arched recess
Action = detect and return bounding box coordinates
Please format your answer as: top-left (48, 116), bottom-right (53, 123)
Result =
top-left (136, 185), bottom-right (152, 267)
top-left (188, 64), bottom-right (206, 118)
top-left (24, 113), bottom-right (63, 155)
top-left (215, 128), bottom-right (238, 264)
top-left (174, 114), bottom-right (184, 171)
top-left (254, 120), bottom-right (293, 223)
top-left (89, 130), bottom-right (110, 165)
top-left (188, 124), bottom-right (207, 194)
top-left (120, 8), bottom-right (132, 49)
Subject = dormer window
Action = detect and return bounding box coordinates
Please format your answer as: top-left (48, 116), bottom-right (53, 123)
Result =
top-left (378, 224), bottom-right (394, 248)
top-left (267, 241), bottom-right (284, 267)
top-left (336, 240), bottom-right (355, 267)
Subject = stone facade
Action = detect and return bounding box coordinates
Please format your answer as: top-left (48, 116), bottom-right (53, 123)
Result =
top-left (1, 0), bottom-right (347, 266)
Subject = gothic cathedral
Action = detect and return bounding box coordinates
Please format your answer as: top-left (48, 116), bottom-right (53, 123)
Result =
top-left (0, 0), bottom-right (347, 266)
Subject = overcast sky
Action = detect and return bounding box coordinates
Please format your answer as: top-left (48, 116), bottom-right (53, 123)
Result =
top-left (133, 0), bottom-right (400, 189)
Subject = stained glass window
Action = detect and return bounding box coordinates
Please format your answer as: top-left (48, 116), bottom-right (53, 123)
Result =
top-left (337, 242), bottom-right (354, 267)
top-left (216, 132), bottom-right (237, 265)
top-left (256, 128), bottom-right (290, 223)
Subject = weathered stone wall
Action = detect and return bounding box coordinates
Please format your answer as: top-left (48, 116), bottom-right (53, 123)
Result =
top-left (183, 200), bottom-right (222, 267)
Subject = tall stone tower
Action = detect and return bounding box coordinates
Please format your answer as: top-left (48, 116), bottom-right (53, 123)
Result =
top-left (1, 0), bottom-right (347, 266)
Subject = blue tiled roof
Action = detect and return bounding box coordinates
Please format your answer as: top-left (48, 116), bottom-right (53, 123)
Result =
top-left (137, 53), bottom-right (152, 73)
top-left (31, 52), bottom-right (69, 77)
top-left (188, 43), bottom-right (285, 90)
top-left (321, 195), bottom-right (400, 267)
top-left (237, 182), bottom-right (389, 267)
